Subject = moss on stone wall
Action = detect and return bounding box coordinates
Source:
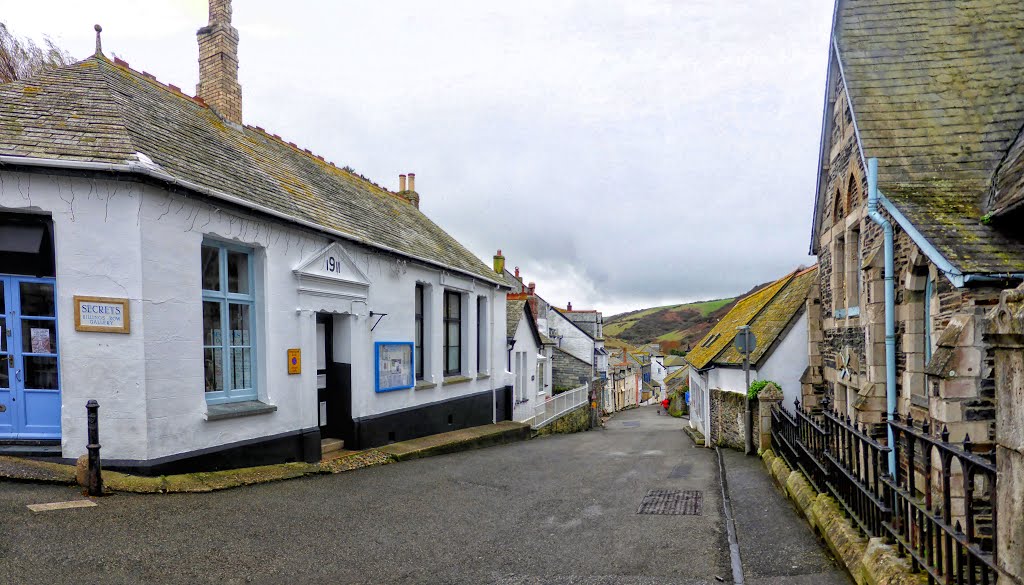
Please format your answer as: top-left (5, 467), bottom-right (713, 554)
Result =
top-left (534, 403), bottom-right (591, 436)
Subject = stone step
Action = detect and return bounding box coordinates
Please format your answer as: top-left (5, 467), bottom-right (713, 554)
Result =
top-left (321, 438), bottom-right (344, 454)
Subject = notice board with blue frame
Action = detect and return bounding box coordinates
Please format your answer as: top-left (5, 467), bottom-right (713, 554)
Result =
top-left (375, 341), bottom-right (414, 392)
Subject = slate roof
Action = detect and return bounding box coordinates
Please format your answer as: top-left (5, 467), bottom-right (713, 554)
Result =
top-left (0, 55), bottom-right (502, 283)
top-left (507, 300), bottom-right (527, 337)
top-left (665, 366), bottom-right (689, 385)
top-left (715, 267), bottom-right (817, 367)
top-left (507, 299), bottom-right (542, 347)
top-left (663, 355), bottom-right (687, 367)
top-left (988, 127), bottom-right (1024, 217)
top-left (830, 0), bottom-right (1024, 274)
top-left (686, 267), bottom-right (816, 370)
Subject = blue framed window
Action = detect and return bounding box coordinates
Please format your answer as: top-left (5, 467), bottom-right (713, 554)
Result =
top-left (201, 241), bottom-right (257, 404)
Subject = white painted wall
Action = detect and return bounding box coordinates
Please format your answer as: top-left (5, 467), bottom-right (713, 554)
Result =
top-left (651, 355), bottom-right (667, 386)
top-left (0, 170), bottom-right (512, 462)
top-left (510, 311), bottom-right (541, 423)
top-left (756, 311), bottom-right (808, 413)
top-left (708, 367), bottom-right (755, 395)
top-left (689, 369), bottom-right (708, 438)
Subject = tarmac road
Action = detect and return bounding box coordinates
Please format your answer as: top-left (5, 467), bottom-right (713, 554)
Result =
top-left (0, 406), bottom-right (848, 584)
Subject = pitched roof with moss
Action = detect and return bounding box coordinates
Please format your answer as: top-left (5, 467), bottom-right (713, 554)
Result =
top-left (0, 55), bottom-right (502, 283)
top-left (686, 267), bottom-right (815, 370)
top-left (816, 1), bottom-right (1024, 274)
top-left (715, 267), bottom-right (816, 366)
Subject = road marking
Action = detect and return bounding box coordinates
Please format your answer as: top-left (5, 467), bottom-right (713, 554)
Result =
top-left (27, 500), bottom-right (97, 513)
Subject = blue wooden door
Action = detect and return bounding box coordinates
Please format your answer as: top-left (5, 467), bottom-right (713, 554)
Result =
top-left (0, 276), bottom-right (61, 439)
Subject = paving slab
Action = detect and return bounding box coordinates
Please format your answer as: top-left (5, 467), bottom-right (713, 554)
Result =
top-left (719, 448), bottom-right (852, 585)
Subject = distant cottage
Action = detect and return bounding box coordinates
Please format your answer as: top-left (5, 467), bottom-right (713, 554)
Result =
top-left (0, 0), bottom-right (512, 473)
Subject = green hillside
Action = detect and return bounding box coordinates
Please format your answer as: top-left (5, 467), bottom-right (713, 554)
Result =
top-left (605, 297), bottom-right (738, 351)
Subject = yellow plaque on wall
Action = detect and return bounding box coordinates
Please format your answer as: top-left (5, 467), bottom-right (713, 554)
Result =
top-left (287, 348), bottom-right (301, 374)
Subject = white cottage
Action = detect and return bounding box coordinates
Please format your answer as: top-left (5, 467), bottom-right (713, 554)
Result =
top-left (686, 267), bottom-right (817, 442)
top-left (0, 2), bottom-right (512, 473)
top-left (506, 299), bottom-right (550, 423)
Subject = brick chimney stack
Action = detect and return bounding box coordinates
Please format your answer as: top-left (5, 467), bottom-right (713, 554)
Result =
top-left (196, 0), bottom-right (242, 124)
top-left (493, 249), bottom-right (505, 274)
top-left (567, 301), bottom-right (573, 311)
top-left (526, 282), bottom-right (538, 318)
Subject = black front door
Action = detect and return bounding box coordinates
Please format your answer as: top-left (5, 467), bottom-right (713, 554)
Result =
top-left (316, 313), bottom-right (353, 443)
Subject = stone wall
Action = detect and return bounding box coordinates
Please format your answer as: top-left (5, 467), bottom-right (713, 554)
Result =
top-left (985, 286), bottom-right (1024, 584)
top-left (709, 388), bottom-right (746, 450)
top-left (533, 403), bottom-right (591, 436)
top-left (552, 346), bottom-right (592, 391)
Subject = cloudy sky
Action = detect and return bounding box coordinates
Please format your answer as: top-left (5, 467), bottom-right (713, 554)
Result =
top-left (3, 0), bottom-right (834, 316)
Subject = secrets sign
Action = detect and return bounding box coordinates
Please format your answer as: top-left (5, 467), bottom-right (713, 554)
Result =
top-left (74, 296), bottom-right (130, 334)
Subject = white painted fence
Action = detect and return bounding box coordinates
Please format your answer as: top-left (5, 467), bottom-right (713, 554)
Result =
top-left (532, 384), bottom-right (589, 429)
top-left (512, 399), bottom-right (536, 424)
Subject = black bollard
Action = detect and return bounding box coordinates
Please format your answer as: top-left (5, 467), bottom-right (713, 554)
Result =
top-left (86, 400), bottom-right (103, 496)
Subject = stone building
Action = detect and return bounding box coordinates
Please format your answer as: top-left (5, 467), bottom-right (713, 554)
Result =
top-left (806, 3), bottom-right (1024, 576)
top-left (0, 0), bottom-right (513, 472)
top-left (806, 1), bottom-right (1024, 448)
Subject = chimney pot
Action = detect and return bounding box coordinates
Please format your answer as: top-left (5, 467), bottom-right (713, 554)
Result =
top-left (408, 173), bottom-right (416, 192)
top-left (514, 267), bottom-right (520, 279)
top-left (567, 302), bottom-right (573, 311)
top-left (399, 174), bottom-right (407, 192)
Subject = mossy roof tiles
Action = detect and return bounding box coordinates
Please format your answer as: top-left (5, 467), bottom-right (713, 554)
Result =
top-left (834, 0), bottom-right (1024, 274)
top-left (716, 267), bottom-right (817, 366)
top-left (686, 267), bottom-right (816, 370)
top-left (685, 273), bottom-right (794, 370)
top-left (0, 56), bottom-right (501, 283)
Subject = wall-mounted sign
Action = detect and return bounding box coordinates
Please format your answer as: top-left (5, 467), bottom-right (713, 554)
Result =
top-left (287, 348), bottom-right (301, 375)
top-left (74, 296), bottom-right (130, 334)
top-left (375, 342), bottom-right (414, 393)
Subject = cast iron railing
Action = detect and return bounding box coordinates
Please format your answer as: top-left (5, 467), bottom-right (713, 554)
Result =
top-left (769, 399), bottom-right (998, 585)
top-left (885, 413), bottom-right (998, 585)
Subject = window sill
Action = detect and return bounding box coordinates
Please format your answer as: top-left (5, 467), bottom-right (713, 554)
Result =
top-left (204, 400), bottom-right (277, 421)
top-left (443, 375), bottom-right (471, 386)
top-left (909, 393), bottom-right (929, 409)
top-left (415, 381), bottom-right (437, 390)
top-left (476, 373), bottom-right (490, 380)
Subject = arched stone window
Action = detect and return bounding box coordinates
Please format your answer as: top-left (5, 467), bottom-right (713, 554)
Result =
top-left (846, 173), bottom-right (859, 212)
top-left (833, 185), bottom-right (845, 221)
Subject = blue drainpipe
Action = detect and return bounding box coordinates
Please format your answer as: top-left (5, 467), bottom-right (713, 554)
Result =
top-left (866, 157), bottom-right (897, 475)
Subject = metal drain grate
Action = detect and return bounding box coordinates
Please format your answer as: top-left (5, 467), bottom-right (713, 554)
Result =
top-left (637, 489), bottom-right (703, 515)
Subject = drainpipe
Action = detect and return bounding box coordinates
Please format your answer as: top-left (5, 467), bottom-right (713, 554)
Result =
top-left (866, 157), bottom-right (897, 475)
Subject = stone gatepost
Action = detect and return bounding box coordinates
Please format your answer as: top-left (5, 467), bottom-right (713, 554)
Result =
top-left (985, 284), bottom-right (1024, 584)
top-left (757, 383), bottom-right (783, 452)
